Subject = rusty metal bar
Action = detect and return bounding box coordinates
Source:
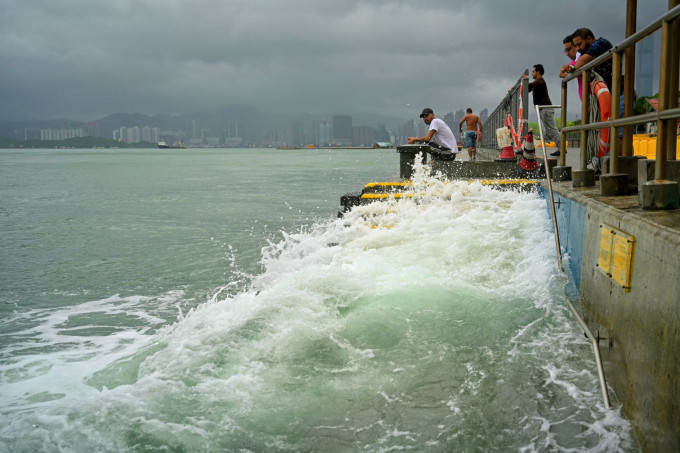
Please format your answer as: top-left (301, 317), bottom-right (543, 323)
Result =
top-left (656, 10), bottom-right (673, 179)
top-left (537, 102), bottom-right (612, 410)
top-left (560, 79), bottom-right (568, 167)
top-left (610, 52), bottom-right (622, 174)
top-left (622, 0), bottom-right (637, 156)
top-left (580, 70), bottom-right (591, 171)
top-left (665, 0), bottom-right (679, 161)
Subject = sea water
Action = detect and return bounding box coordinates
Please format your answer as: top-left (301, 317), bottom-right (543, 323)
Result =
top-left (0, 148), bottom-right (638, 452)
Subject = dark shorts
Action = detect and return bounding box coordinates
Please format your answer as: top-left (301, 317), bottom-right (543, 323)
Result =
top-left (428, 143), bottom-right (457, 161)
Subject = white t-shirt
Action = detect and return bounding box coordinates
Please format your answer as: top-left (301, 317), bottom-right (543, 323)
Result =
top-left (429, 118), bottom-right (458, 152)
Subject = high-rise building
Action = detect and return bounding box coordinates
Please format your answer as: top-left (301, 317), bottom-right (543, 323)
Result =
top-left (479, 108), bottom-right (488, 124)
top-left (636, 35), bottom-right (655, 97)
top-left (376, 124), bottom-right (390, 142)
top-left (331, 115), bottom-right (352, 146)
top-left (319, 120), bottom-right (331, 146)
top-left (352, 126), bottom-right (376, 146)
top-left (453, 109), bottom-right (465, 141)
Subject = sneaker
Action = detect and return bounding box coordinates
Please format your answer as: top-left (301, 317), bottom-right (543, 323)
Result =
top-left (550, 150), bottom-right (561, 156)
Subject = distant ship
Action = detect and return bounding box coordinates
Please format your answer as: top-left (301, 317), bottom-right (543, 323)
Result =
top-left (158, 141), bottom-right (187, 149)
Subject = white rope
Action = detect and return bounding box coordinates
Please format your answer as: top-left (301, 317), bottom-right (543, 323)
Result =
top-left (587, 71), bottom-right (604, 171)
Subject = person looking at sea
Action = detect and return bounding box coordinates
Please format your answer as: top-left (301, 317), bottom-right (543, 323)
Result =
top-left (559, 34), bottom-right (582, 100)
top-left (408, 108), bottom-right (458, 161)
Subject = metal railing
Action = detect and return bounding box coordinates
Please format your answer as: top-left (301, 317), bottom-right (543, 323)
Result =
top-left (536, 103), bottom-right (612, 410)
top-left (481, 69), bottom-right (529, 150)
top-left (560, 4), bottom-right (680, 179)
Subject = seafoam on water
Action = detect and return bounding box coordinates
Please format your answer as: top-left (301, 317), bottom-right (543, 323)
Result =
top-left (0, 163), bottom-right (638, 452)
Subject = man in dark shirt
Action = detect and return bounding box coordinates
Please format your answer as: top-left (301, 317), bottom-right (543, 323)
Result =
top-left (562, 28), bottom-right (616, 90)
top-left (529, 64), bottom-right (562, 156)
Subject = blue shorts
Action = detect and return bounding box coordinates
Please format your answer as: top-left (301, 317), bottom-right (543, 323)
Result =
top-left (465, 131), bottom-right (477, 148)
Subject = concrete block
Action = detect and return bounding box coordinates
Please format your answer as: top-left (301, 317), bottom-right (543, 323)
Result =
top-left (572, 169), bottom-right (596, 187)
top-left (637, 159), bottom-right (655, 193)
top-left (640, 180), bottom-right (680, 210)
top-left (396, 145), bottom-right (428, 179)
top-left (602, 155), bottom-right (645, 193)
top-left (600, 173), bottom-right (629, 196)
top-left (552, 166), bottom-right (572, 182)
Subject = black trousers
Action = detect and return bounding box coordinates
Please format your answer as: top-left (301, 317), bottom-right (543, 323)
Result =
top-left (428, 142), bottom-right (456, 161)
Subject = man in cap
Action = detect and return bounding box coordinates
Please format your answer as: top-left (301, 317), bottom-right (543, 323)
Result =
top-left (408, 108), bottom-right (458, 160)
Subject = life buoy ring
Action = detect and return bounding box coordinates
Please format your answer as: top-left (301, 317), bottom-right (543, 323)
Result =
top-left (591, 79), bottom-right (611, 157)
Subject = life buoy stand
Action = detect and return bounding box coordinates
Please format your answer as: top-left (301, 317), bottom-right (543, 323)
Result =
top-left (591, 79), bottom-right (611, 157)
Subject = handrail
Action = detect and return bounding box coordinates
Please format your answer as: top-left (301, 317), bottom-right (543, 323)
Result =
top-left (562, 5), bottom-right (680, 85)
top-left (561, 109), bottom-right (680, 133)
top-left (536, 105), bottom-right (564, 273)
top-left (536, 103), bottom-right (612, 410)
top-left (480, 69), bottom-right (529, 150)
top-left (560, 4), bottom-right (680, 187)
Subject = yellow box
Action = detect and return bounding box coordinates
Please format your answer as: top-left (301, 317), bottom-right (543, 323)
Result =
top-left (611, 230), bottom-right (635, 291)
top-left (597, 224), bottom-right (635, 291)
top-left (597, 224), bottom-right (614, 276)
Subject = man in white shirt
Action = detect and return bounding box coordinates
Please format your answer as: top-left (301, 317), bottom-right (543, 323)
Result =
top-left (408, 108), bottom-right (458, 161)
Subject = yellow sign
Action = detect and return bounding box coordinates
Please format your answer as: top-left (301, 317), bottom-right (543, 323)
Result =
top-left (611, 230), bottom-right (635, 290)
top-left (597, 225), bottom-right (614, 276)
top-left (596, 224), bottom-right (635, 291)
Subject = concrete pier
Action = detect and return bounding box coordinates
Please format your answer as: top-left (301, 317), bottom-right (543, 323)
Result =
top-left (545, 179), bottom-right (680, 453)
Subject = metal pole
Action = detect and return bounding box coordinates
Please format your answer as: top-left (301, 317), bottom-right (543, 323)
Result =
top-left (561, 78), bottom-right (568, 167)
top-left (610, 51), bottom-right (622, 174)
top-left (666, 0), bottom-right (680, 161)
top-left (536, 104), bottom-right (611, 410)
top-left (565, 297), bottom-right (612, 409)
top-left (536, 105), bottom-right (563, 272)
top-left (623, 0), bottom-right (637, 156)
top-left (656, 9), bottom-right (673, 179)
top-left (580, 71), bottom-right (591, 171)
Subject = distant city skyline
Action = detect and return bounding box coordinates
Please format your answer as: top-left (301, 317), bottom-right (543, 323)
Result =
top-left (6, 107), bottom-right (494, 147)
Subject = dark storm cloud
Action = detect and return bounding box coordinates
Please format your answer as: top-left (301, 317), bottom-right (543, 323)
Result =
top-left (0, 0), bottom-right (671, 121)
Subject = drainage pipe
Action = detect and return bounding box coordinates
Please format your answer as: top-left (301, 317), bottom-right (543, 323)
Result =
top-left (535, 105), bottom-right (612, 410)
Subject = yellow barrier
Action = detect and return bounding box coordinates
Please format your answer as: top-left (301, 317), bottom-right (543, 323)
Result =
top-left (632, 134), bottom-right (680, 159)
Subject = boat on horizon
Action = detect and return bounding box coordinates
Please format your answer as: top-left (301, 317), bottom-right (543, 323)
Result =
top-left (158, 141), bottom-right (187, 149)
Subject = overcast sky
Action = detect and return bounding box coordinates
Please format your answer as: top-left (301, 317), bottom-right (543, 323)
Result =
top-left (0, 0), bottom-right (672, 122)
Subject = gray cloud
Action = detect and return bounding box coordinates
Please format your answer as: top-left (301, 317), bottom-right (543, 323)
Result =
top-left (0, 0), bottom-right (670, 121)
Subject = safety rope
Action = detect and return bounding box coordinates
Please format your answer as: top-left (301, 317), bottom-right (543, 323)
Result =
top-left (587, 71), bottom-right (606, 170)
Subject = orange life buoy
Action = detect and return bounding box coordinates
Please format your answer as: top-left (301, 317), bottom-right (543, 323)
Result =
top-left (591, 79), bottom-right (611, 157)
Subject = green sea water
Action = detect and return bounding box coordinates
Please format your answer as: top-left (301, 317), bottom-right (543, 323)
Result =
top-left (0, 148), bottom-right (638, 452)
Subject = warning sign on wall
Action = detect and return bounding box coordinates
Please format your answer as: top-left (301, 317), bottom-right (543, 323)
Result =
top-left (597, 224), bottom-right (635, 291)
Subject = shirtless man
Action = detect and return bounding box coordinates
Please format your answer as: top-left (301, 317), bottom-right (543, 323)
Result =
top-left (458, 108), bottom-right (482, 161)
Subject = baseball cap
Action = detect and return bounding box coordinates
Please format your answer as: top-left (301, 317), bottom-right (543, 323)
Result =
top-left (419, 108), bottom-right (434, 118)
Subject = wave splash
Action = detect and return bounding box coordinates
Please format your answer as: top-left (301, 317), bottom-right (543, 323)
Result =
top-left (0, 166), bottom-right (637, 452)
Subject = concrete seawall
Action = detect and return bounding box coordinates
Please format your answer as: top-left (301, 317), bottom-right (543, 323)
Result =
top-left (546, 181), bottom-right (680, 453)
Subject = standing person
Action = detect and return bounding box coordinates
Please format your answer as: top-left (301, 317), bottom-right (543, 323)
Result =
top-left (529, 64), bottom-right (562, 157)
top-left (458, 108), bottom-right (482, 161)
top-left (408, 108), bottom-right (458, 161)
top-left (559, 34), bottom-right (582, 100)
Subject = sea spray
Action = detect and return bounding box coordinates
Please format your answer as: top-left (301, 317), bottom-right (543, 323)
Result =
top-left (0, 154), bottom-right (638, 452)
